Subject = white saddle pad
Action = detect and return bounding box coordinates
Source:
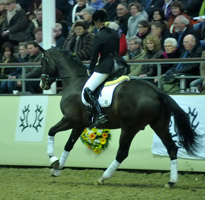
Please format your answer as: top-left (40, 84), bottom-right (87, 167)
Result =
top-left (82, 76), bottom-right (130, 108)
top-left (98, 83), bottom-right (121, 107)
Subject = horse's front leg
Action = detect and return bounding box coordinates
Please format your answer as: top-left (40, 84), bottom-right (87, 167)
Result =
top-left (46, 117), bottom-right (72, 176)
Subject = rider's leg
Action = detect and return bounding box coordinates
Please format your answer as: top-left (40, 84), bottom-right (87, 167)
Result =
top-left (82, 72), bottom-right (109, 127)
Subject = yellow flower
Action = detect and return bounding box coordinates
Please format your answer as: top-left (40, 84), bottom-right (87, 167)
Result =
top-left (86, 144), bottom-right (92, 150)
top-left (94, 148), bottom-right (101, 154)
top-left (81, 128), bottom-right (111, 154)
top-left (100, 138), bottom-right (107, 145)
top-left (102, 132), bottom-right (108, 138)
top-left (89, 132), bottom-right (96, 140)
top-left (81, 134), bottom-right (86, 140)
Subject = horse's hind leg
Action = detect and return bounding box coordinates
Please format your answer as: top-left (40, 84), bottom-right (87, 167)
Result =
top-left (59, 126), bottom-right (84, 169)
top-left (98, 128), bottom-right (136, 184)
top-left (150, 120), bottom-right (178, 188)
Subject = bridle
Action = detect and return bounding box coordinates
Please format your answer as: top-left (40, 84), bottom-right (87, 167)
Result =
top-left (41, 54), bottom-right (87, 84)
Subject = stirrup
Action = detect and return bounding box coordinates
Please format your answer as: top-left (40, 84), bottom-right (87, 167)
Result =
top-left (90, 114), bottom-right (108, 128)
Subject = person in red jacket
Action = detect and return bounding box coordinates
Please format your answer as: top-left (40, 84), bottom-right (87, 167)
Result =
top-left (108, 21), bottom-right (127, 56)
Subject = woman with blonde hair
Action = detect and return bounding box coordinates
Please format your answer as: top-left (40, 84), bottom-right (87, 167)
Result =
top-left (139, 34), bottom-right (163, 79)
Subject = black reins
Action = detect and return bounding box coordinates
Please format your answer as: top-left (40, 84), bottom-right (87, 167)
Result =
top-left (41, 55), bottom-right (87, 82)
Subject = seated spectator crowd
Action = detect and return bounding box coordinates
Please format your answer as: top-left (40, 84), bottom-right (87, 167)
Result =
top-left (0, 0), bottom-right (205, 94)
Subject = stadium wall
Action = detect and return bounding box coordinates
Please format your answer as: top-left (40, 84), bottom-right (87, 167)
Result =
top-left (0, 95), bottom-right (204, 172)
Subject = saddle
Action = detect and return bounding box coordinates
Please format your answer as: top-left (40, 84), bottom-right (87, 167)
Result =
top-left (84, 75), bottom-right (130, 108)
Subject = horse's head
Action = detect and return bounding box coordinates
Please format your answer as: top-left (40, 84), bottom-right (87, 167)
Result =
top-left (39, 46), bottom-right (58, 90)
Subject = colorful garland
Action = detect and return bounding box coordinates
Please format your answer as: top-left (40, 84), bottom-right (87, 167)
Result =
top-left (80, 128), bottom-right (111, 154)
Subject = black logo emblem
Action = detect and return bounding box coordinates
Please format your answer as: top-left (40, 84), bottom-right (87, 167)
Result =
top-left (19, 105), bottom-right (43, 132)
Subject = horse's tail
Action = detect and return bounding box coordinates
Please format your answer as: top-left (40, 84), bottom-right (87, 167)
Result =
top-left (155, 89), bottom-right (198, 155)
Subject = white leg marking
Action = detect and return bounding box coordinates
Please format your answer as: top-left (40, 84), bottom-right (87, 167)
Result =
top-left (47, 136), bottom-right (55, 157)
top-left (59, 150), bottom-right (70, 169)
top-left (98, 159), bottom-right (120, 184)
top-left (170, 159), bottom-right (178, 183)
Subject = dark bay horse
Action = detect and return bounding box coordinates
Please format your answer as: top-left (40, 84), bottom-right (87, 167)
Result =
top-left (39, 47), bottom-right (198, 187)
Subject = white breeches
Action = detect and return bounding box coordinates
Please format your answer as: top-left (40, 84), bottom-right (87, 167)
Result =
top-left (81, 72), bottom-right (109, 105)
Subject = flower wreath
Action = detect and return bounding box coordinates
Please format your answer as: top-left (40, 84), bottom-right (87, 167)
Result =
top-left (80, 128), bottom-right (111, 154)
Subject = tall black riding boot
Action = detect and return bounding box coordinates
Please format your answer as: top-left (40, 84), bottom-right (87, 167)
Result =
top-left (84, 87), bottom-right (108, 127)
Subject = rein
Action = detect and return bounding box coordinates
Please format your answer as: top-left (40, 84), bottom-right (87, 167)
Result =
top-left (42, 53), bottom-right (87, 82)
top-left (41, 74), bottom-right (87, 82)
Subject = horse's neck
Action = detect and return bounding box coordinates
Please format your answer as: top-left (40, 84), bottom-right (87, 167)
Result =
top-left (61, 77), bottom-right (87, 93)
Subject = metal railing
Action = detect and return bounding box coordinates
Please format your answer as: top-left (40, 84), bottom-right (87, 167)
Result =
top-left (0, 58), bottom-right (205, 94)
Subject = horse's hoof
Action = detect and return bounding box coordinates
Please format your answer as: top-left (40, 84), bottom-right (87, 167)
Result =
top-left (51, 169), bottom-right (61, 177)
top-left (50, 156), bottom-right (59, 170)
top-left (164, 182), bottom-right (175, 188)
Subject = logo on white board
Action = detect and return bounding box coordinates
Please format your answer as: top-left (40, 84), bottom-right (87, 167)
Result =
top-left (15, 96), bottom-right (48, 142)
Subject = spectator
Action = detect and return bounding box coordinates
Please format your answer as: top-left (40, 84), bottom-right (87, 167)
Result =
top-left (52, 23), bottom-right (65, 48)
top-left (0, 42), bottom-right (29, 93)
top-left (62, 20), bottom-right (94, 61)
top-left (103, 0), bottom-right (119, 21)
top-left (180, 0), bottom-right (203, 18)
top-left (173, 15), bottom-right (200, 51)
top-left (90, 0), bottom-right (105, 11)
top-left (108, 21), bottom-right (127, 56)
top-left (162, 0), bottom-right (174, 21)
top-left (151, 21), bottom-right (173, 49)
top-left (150, 8), bottom-right (167, 25)
top-left (124, 36), bottom-right (145, 76)
top-left (33, 27), bottom-right (42, 47)
top-left (167, 1), bottom-right (194, 33)
top-left (126, 2), bottom-right (148, 39)
top-left (21, 0), bottom-right (41, 13)
top-left (81, 6), bottom-right (96, 34)
top-left (56, 9), bottom-right (69, 38)
top-left (1, 0), bottom-right (29, 46)
top-left (56, 0), bottom-right (70, 21)
top-left (193, 21), bottom-right (205, 49)
top-left (190, 50), bottom-right (205, 93)
top-left (198, 50), bottom-right (205, 92)
top-left (139, 34), bottom-right (163, 79)
top-left (0, 1), bottom-right (6, 31)
top-left (165, 34), bottom-right (202, 87)
top-left (27, 11), bottom-right (36, 21)
top-left (25, 8), bottom-right (42, 41)
top-left (136, 20), bottom-right (150, 43)
top-left (115, 2), bottom-right (130, 35)
top-left (17, 41), bottom-right (42, 93)
top-left (0, 42), bottom-right (18, 93)
top-left (161, 37), bottom-right (180, 74)
top-left (71, 0), bottom-right (88, 25)
top-left (143, 0), bottom-right (164, 19)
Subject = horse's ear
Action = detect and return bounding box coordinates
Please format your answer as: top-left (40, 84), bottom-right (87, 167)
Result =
top-left (38, 45), bottom-right (46, 58)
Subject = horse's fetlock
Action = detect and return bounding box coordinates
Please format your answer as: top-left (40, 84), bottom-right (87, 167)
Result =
top-left (168, 146), bottom-right (178, 160)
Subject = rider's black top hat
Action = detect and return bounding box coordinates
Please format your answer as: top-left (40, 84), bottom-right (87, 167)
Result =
top-left (92, 10), bottom-right (108, 23)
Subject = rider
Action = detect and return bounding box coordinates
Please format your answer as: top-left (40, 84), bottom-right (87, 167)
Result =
top-left (81, 10), bottom-right (128, 128)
